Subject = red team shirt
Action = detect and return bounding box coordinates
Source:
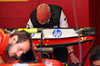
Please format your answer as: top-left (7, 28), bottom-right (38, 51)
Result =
top-left (0, 28), bottom-right (10, 61)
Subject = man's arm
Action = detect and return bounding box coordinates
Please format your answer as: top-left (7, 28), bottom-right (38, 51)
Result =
top-left (26, 18), bottom-right (34, 28)
top-left (0, 56), bottom-right (5, 64)
top-left (60, 10), bottom-right (69, 28)
top-left (60, 10), bottom-right (75, 54)
top-left (67, 46), bottom-right (79, 64)
top-left (60, 10), bottom-right (79, 64)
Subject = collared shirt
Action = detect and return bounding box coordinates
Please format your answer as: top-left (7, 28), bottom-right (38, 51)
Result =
top-left (26, 10), bottom-right (69, 28)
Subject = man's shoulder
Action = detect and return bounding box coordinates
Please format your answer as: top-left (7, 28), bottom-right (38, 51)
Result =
top-left (48, 4), bottom-right (63, 10)
top-left (30, 9), bottom-right (37, 18)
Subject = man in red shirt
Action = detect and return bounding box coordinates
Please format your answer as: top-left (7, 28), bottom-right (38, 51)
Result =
top-left (0, 28), bottom-right (32, 64)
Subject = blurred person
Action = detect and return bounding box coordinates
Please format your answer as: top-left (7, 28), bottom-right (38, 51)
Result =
top-left (89, 45), bottom-right (100, 66)
top-left (0, 28), bottom-right (32, 64)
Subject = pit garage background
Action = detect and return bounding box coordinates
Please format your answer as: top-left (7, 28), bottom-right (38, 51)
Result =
top-left (0, 0), bottom-right (99, 66)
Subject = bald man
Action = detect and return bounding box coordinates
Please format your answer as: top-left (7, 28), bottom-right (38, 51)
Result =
top-left (26, 3), bottom-right (79, 64)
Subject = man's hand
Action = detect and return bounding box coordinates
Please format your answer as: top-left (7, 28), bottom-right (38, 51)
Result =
top-left (69, 52), bottom-right (79, 64)
top-left (6, 58), bottom-right (16, 63)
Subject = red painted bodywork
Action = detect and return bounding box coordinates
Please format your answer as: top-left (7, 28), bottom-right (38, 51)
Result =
top-left (32, 36), bottom-right (95, 45)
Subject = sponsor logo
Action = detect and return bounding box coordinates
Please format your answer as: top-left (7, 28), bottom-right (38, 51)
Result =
top-left (31, 33), bottom-right (35, 37)
top-left (52, 29), bottom-right (62, 38)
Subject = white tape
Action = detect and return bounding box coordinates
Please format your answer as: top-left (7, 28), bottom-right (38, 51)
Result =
top-left (13, 63), bottom-right (28, 66)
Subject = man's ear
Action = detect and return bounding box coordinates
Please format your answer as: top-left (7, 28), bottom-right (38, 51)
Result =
top-left (12, 35), bottom-right (18, 44)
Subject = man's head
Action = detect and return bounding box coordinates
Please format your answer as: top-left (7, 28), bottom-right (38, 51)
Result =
top-left (36, 3), bottom-right (52, 24)
top-left (89, 45), bottom-right (100, 65)
top-left (5, 31), bottom-right (32, 59)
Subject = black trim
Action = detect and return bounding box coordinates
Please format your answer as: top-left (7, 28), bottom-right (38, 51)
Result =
top-left (19, 48), bottom-right (38, 63)
top-left (63, 62), bottom-right (82, 66)
top-left (36, 39), bottom-right (93, 48)
top-left (81, 39), bottom-right (95, 66)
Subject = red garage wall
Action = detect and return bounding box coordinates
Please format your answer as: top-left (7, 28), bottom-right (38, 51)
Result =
top-left (0, 0), bottom-right (90, 66)
top-left (0, 0), bottom-right (89, 28)
top-left (0, 0), bottom-right (39, 28)
top-left (89, 0), bottom-right (100, 49)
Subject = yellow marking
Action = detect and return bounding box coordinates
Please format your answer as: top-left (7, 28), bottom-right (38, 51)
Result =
top-left (38, 37), bottom-right (40, 39)
top-left (66, 64), bottom-right (68, 66)
top-left (45, 44), bottom-right (47, 46)
top-left (84, 37), bottom-right (86, 40)
top-left (36, 44), bottom-right (38, 46)
top-left (38, 40), bottom-right (40, 42)
top-left (80, 40), bottom-right (82, 42)
top-left (47, 28), bottom-right (49, 30)
top-left (80, 28), bottom-right (83, 30)
top-left (47, 37), bottom-right (49, 39)
top-left (80, 34), bottom-right (82, 36)
top-left (5, 29), bottom-right (7, 31)
top-left (47, 40), bottom-right (49, 42)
